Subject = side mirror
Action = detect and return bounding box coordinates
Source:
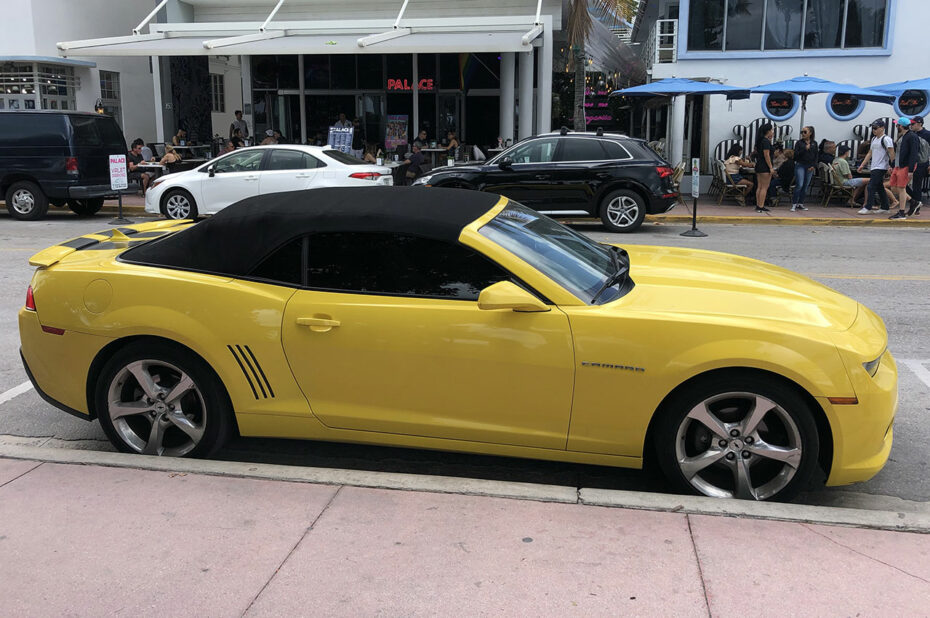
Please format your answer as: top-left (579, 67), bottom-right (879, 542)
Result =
top-left (498, 156), bottom-right (513, 170)
top-left (208, 165), bottom-right (216, 178)
top-left (478, 281), bottom-right (549, 313)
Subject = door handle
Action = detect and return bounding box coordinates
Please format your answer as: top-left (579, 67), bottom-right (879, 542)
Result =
top-left (296, 317), bottom-right (341, 332)
top-left (295, 174), bottom-right (312, 179)
top-left (244, 176), bottom-right (259, 181)
top-left (595, 172), bottom-right (611, 179)
top-left (534, 174), bottom-right (550, 180)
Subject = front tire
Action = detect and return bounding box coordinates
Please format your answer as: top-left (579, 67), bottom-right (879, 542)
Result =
top-left (161, 189), bottom-right (198, 220)
top-left (95, 342), bottom-right (231, 457)
top-left (654, 374), bottom-right (820, 501)
top-left (68, 198), bottom-right (104, 217)
top-left (5, 181), bottom-right (49, 220)
top-left (600, 189), bottom-right (646, 233)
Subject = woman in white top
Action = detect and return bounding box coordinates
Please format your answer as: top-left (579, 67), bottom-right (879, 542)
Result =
top-left (723, 144), bottom-right (753, 189)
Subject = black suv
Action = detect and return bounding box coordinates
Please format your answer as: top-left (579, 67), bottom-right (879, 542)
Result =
top-left (0, 111), bottom-right (128, 220)
top-left (413, 130), bottom-right (678, 232)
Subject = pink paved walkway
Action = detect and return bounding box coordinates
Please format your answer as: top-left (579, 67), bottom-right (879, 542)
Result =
top-left (2, 458), bottom-right (929, 616)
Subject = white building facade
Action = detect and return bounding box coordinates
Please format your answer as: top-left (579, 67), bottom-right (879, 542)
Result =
top-left (632, 0), bottom-right (923, 168)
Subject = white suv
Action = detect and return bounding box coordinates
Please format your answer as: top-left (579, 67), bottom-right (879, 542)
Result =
top-left (144, 145), bottom-right (393, 219)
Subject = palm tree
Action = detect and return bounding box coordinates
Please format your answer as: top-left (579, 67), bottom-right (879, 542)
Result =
top-left (567, 0), bottom-right (638, 131)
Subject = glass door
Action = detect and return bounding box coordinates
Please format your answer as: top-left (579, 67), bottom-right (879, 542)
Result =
top-left (438, 94), bottom-right (462, 145)
top-left (359, 94), bottom-right (385, 150)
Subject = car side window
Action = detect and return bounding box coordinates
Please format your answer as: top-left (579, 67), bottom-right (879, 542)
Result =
top-left (307, 232), bottom-right (511, 300)
top-left (507, 138), bottom-right (559, 164)
top-left (250, 237), bottom-right (305, 286)
top-left (267, 150), bottom-right (323, 171)
top-left (556, 138), bottom-right (608, 162)
top-left (213, 151), bottom-right (264, 173)
top-left (601, 141), bottom-right (632, 160)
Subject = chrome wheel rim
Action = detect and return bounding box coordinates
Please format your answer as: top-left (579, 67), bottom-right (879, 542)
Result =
top-left (674, 392), bottom-right (802, 500)
top-left (11, 189), bottom-right (36, 215)
top-left (106, 360), bottom-right (206, 456)
top-left (165, 194), bottom-right (191, 219)
top-left (605, 196), bottom-right (640, 228)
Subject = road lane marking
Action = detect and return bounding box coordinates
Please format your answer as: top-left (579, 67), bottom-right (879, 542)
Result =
top-left (0, 381), bottom-right (33, 405)
top-left (804, 274), bottom-right (930, 281)
top-left (900, 359), bottom-right (930, 390)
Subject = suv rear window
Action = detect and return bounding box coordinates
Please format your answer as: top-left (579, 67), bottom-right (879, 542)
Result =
top-left (601, 141), bottom-right (632, 160)
top-left (0, 113), bottom-right (68, 147)
top-left (556, 138), bottom-right (608, 162)
top-left (321, 149), bottom-right (366, 165)
top-left (70, 116), bottom-right (126, 151)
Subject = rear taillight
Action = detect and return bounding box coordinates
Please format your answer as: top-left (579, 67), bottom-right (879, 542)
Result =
top-left (25, 286), bottom-right (36, 311)
top-left (349, 172), bottom-right (384, 181)
top-left (656, 165), bottom-right (673, 178)
top-left (65, 157), bottom-right (78, 175)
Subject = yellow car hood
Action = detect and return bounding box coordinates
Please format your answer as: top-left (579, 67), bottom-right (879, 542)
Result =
top-left (616, 245), bottom-right (859, 331)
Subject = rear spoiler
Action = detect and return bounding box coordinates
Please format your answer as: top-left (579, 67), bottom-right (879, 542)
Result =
top-left (28, 220), bottom-right (191, 268)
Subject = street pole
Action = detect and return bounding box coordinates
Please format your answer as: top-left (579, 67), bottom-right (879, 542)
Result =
top-left (681, 157), bottom-right (707, 237)
top-left (109, 189), bottom-right (133, 226)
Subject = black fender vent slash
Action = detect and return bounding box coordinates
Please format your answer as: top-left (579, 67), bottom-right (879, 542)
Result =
top-left (227, 345), bottom-right (275, 400)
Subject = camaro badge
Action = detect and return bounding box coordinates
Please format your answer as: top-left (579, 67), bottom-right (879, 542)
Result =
top-left (581, 361), bottom-right (645, 373)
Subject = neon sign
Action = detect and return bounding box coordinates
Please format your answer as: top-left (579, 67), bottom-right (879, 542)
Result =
top-left (387, 78), bottom-right (435, 91)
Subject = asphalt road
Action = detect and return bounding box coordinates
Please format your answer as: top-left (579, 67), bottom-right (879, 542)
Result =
top-left (1, 213), bottom-right (928, 511)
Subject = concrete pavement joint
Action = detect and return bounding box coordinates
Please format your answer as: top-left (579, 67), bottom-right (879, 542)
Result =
top-left (241, 485), bottom-right (344, 617)
top-left (2, 443), bottom-right (929, 533)
top-left (0, 461), bottom-right (43, 490)
top-left (799, 523), bottom-right (930, 584)
top-left (686, 515), bottom-right (713, 618)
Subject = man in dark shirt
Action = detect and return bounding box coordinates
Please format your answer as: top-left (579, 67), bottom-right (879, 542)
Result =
top-left (907, 115), bottom-right (929, 215)
top-left (126, 139), bottom-right (151, 194)
top-left (403, 144), bottom-right (425, 184)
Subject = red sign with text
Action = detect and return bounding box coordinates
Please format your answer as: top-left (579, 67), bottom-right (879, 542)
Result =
top-left (387, 78), bottom-right (435, 91)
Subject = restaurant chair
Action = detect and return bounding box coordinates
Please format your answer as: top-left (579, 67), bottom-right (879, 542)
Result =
top-left (716, 160), bottom-right (749, 206)
top-left (708, 159), bottom-right (724, 198)
top-left (670, 162), bottom-right (687, 208)
top-left (821, 163), bottom-right (855, 207)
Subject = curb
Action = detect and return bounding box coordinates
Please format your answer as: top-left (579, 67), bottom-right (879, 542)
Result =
top-left (645, 215), bottom-right (930, 227)
top-left (3, 443), bottom-right (929, 534)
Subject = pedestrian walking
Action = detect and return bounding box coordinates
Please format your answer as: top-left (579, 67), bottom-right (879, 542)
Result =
top-left (906, 115), bottom-right (929, 216)
top-left (791, 125), bottom-right (816, 211)
top-left (753, 123), bottom-right (774, 213)
top-left (888, 117), bottom-right (920, 220)
top-left (857, 120), bottom-right (895, 214)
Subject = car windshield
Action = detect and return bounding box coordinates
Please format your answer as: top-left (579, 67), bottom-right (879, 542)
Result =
top-left (479, 203), bottom-right (629, 304)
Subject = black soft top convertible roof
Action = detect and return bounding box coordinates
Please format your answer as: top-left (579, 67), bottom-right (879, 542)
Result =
top-left (122, 187), bottom-right (502, 276)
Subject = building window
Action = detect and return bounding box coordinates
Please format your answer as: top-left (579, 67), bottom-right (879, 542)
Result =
top-left (211, 74), bottom-right (225, 112)
top-left (687, 0), bottom-right (888, 52)
top-left (98, 70), bottom-right (121, 124)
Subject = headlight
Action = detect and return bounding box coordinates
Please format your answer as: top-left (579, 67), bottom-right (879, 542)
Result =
top-left (411, 175), bottom-right (432, 186)
top-left (150, 177), bottom-right (167, 189)
top-left (863, 353), bottom-right (883, 377)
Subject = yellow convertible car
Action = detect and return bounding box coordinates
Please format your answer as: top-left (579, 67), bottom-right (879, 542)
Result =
top-left (19, 187), bottom-right (896, 501)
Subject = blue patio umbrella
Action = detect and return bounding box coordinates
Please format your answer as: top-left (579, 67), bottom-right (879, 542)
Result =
top-left (610, 79), bottom-right (750, 164)
top-left (749, 76), bottom-right (896, 132)
top-left (870, 77), bottom-right (930, 96)
top-left (610, 77), bottom-right (751, 99)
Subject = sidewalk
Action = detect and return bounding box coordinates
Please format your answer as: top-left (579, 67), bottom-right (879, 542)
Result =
top-left (2, 448), bottom-right (929, 616)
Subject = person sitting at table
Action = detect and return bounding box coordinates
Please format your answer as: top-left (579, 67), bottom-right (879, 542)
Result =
top-left (402, 144), bottom-right (426, 184)
top-left (819, 139), bottom-right (836, 165)
top-left (260, 129), bottom-right (277, 145)
top-left (772, 142), bottom-right (787, 168)
top-left (171, 128), bottom-right (187, 146)
top-left (222, 140), bottom-right (235, 155)
top-left (413, 130), bottom-right (429, 148)
top-left (363, 143), bottom-right (379, 164)
top-left (230, 128), bottom-right (245, 149)
top-left (832, 144), bottom-right (870, 207)
top-left (443, 130), bottom-right (460, 153)
top-left (723, 145), bottom-right (754, 191)
top-left (767, 148), bottom-right (796, 204)
top-left (127, 139), bottom-right (152, 195)
top-left (157, 144), bottom-right (182, 165)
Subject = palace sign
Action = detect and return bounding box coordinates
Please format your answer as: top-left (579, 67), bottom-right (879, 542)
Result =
top-left (387, 78), bottom-right (435, 91)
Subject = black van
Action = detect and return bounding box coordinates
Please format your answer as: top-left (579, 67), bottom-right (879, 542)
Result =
top-left (0, 111), bottom-right (128, 220)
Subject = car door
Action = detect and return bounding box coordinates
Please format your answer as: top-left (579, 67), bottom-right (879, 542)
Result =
top-left (199, 149), bottom-right (264, 213)
top-left (276, 231), bottom-right (575, 449)
top-left (482, 137), bottom-right (559, 208)
top-left (547, 138), bottom-right (615, 212)
top-left (258, 149), bottom-right (325, 195)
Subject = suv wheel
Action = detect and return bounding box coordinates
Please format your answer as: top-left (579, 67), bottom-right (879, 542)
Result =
top-left (5, 181), bottom-right (49, 221)
top-left (68, 198), bottom-right (104, 217)
top-left (600, 189), bottom-right (646, 233)
top-left (162, 189), bottom-right (198, 220)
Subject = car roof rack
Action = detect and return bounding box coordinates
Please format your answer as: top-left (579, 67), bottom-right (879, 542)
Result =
top-left (596, 127), bottom-right (604, 136)
top-left (560, 126), bottom-right (569, 136)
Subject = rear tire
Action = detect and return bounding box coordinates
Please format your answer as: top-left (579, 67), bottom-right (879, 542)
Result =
top-left (599, 189), bottom-right (646, 233)
top-left (653, 373), bottom-right (820, 502)
top-left (5, 181), bottom-right (49, 220)
top-left (94, 341), bottom-right (232, 458)
top-left (161, 189), bottom-right (198, 220)
top-left (68, 198), bottom-right (104, 217)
